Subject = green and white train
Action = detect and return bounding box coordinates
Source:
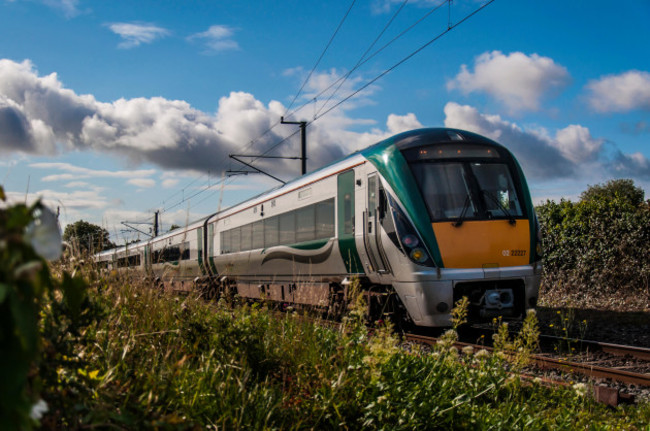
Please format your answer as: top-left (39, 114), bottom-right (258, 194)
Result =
top-left (96, 128), bottom-right (542, 327)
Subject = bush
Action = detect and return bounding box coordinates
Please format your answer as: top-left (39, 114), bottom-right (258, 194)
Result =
top-left (537, 179), bottom-right (650, 296)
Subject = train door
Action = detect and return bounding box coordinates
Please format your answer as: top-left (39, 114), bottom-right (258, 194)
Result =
top-left (337, 170), bottom-right (363, 273)
top-left (363, 173), bottom-right (390, 274)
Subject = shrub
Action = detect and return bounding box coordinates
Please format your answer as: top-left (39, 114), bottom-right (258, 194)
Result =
top-left (537, 179), bottom-right (650, 296)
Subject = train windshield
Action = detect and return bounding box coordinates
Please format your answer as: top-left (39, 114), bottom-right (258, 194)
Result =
top-left (404, 144), bottom-right (524, 223)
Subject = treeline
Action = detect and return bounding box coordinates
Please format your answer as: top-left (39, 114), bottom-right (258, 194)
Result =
top-left (536, 179), bottom-right (650, 296)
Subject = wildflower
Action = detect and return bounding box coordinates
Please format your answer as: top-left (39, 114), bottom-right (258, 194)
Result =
top-left (461, 345), bottom-right (474, 356)
top-left (29, 399), bottom-right (48, 421)
top-left (474, 349), bottom-right (490, 359)
top-left (573, 382), bottom-right (588, 397)
top-left (533, 377), bottom-right (542, 384)
top-left (25, 205), bottom-right (62, 260)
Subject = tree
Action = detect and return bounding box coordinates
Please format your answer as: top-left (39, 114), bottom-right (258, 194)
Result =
top-left (63, 220), bottom-right (115, 253)
top-left (169, 224), bottom-right (181, 232)
top-left (580, 179), bottom-right (645, 207)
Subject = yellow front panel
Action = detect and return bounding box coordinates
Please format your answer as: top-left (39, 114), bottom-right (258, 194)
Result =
top-left (432, 220), bottom-right (530, 268)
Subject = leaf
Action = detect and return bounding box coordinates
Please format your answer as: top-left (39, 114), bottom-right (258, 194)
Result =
top-left (0, 283), bottom-right (8, 304)
top-left (9, 290), bottom-right (38, 355)
top-left (61, 271), bottom-right (88, 323)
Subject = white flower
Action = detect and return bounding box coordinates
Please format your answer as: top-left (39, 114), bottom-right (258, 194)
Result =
top-left (29, 399), bottom-right (48, 420)
top-left (474, 349), bottom-right (490, 359)
top-left (462, 345), bottom-right (474, 356)
top-left (573, 382), bottom-right (588, 397)
top-left (25, 206), bottom-right (62, 261)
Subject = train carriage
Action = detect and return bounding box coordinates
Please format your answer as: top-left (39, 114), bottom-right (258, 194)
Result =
top-left (95, 128), bottom-right (542, 327)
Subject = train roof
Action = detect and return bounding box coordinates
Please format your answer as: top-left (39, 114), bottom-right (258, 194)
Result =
top-left (97, 128), bottom-right (512, 256)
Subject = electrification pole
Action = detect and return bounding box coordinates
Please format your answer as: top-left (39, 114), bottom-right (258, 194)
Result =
top-left (280, 117), bottom-right (307, 175)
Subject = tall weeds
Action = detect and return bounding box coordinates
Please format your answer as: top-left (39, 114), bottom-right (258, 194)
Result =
top-left (31, 269), bottom-right (650, 429)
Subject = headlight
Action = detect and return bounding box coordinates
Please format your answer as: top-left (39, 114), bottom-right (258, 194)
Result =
top-left (409, 248), bottom-right (428, 263)
top-left (401, 234), bottom-right (419, 248)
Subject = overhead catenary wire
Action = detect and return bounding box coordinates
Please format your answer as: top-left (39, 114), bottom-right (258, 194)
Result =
top-left (315, 0), bottom-right (409, 118)
top-left (309, 0), bottom-right (496, 123)
top-left (283, 0), bottom-right (357, 117)
top-left (286, 0), bottom-right (447, 123)
top-left (133, 0), bottom-right (495, 225)
top-left (193, 0), bottom-right (444, 170)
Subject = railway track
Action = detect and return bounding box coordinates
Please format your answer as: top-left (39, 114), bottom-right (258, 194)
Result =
top-left (537, 334), bottom-right (650, 361)
top-left (404, 332), bottom-right (650, 406)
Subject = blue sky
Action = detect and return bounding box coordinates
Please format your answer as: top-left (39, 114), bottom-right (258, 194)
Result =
top-left (1, 0), bottom-right (649, 243)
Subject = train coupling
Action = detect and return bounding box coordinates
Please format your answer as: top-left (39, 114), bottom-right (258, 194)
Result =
top-left (478, 288), bottom-right (515, 318)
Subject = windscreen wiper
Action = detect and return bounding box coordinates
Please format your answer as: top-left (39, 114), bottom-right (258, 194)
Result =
top-left (481, 190), bottom-right (516, 225)
top-left (453, 195), bottom-right (472, 227)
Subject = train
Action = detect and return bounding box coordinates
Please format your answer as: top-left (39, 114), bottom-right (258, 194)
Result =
top-left (95, 127), bottom-right (542, 328)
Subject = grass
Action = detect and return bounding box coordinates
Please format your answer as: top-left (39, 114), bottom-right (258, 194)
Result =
top-left (30, 262), bottom-right (650, 430)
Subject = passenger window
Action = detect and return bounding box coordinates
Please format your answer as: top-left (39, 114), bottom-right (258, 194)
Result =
top-left (316, 199), bottom-right (335, 239)
top-left (297, 205), bottom-right (315, 242)
top-left (252, 221), bottom-right (264, 249)
top-left (279, 212), bottom-right (295, 245)
top-left (240, 224), bottom-right (252, 251)
top-left (264, 216), bottom-right (279, 248)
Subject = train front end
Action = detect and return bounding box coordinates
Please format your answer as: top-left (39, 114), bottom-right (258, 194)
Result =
top-left (363, 128), bottom-right (542, 327)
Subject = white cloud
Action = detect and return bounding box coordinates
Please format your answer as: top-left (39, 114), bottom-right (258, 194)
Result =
top-left (0, 59), bottom-right (386, 180)
top-left (107, 22), bottom-right (170, 49)
top-left (4, 188), bottom-right (109, 211)
top-left (447, 51), bottom-right (570, 113)
top-left (187, 25), bottom-right (239, 54)
top-left (586, 70), bottom-right (650, 113)
top-left (41, 0), bottom-right (81, 18)
top-left (443, 101), bottom-right (650, 180)
top-left (127, 178), bottom-right (155, 188)
top-left (65, 181), bottom-right (91, 188)
top-left (386, 113), bottom-right (422, 134)
top-left (30, 162), bottom-right (155, 179)
top-left (552, 125), bottom-right (603, 164)
top-left (162, 178), bottom-right (180, 188)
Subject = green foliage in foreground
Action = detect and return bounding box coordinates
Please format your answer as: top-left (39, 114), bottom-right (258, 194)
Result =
top-left (0, 186), bottom-right (89, 430)
top-left (537, 179), bottom-right (650, 295)
top-left (32, 272), bottom-right (650, 429)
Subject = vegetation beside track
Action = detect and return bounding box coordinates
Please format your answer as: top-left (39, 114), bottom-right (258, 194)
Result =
top-left (15, 269), bottom-right (650, 429)
top-left (537, 179), bottom-right (650, 311)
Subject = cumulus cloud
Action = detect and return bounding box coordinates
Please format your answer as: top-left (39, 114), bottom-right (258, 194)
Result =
top-left (552, 125), bottom-right (603, 164)
top-left (443, 102), bottom-right (650, 180)
top-left (447, 51), bottom-right (570, 113)
top-left (386, 113), bottom-right (422, 134)
top-left (0, 59), bottom-right (392, 181)
top-left (443, 102), bottom-right (573, 179)
top-left (187, 25), bottom-right (240, 54)
top-left (107, 22), bottom-right (170, 49)
top-left (586, 70), bottom-right (650, 113)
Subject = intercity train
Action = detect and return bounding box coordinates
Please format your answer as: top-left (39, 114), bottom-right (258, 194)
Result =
top-left (95, 128), bottom-right (542, 327)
